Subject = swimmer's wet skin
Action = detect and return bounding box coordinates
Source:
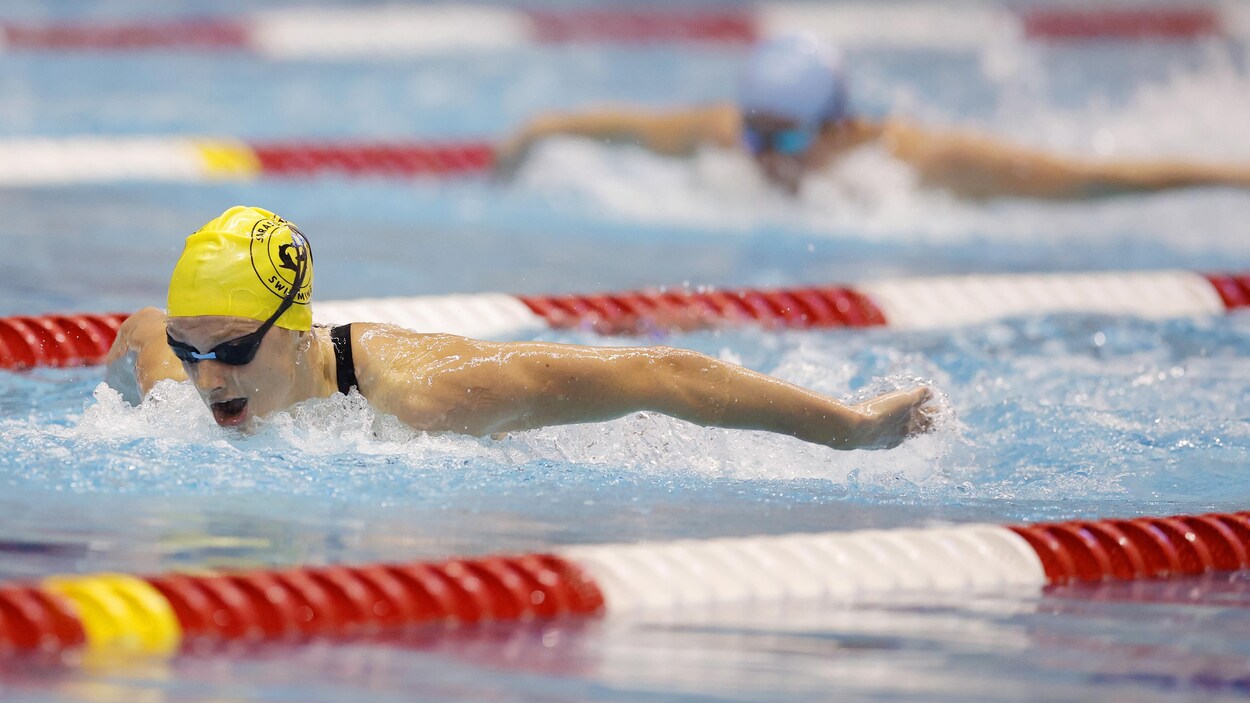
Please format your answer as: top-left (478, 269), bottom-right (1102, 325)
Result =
top-left (104, 206), bottom-right (936, 450)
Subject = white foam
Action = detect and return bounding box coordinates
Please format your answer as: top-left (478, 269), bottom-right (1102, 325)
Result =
top-left (77, 381), bottom-right (224, 443)
top-left (516, 139), bottom-right (778, 232)
top-left (987, 45), bottom-right (1250, 162)
top-left (513, 137), bottom-right (994, 244)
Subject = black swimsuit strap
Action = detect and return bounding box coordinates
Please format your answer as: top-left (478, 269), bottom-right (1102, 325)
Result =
top-left (330, 324), bottom-right (359, 395)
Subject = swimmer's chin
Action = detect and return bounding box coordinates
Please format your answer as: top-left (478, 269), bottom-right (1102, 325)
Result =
top-left (210, 397), bottom-right (250, 428)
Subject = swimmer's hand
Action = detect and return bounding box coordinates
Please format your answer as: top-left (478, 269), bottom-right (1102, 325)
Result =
top-left (103, 349), bottom-right (142, 405)
top-left (102, 306), bottom-right (186, 402)
top-left (846, 387), bottom-right (936, 450)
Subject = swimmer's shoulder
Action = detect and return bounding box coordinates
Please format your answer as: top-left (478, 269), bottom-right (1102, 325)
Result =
top-left (110, 306), bottom-right (169, 357)
top-left (345, 322), bottom-right (468, 351)
top-left (340, 323), bottom-right (501, 420)
top-left (344, 323), bottom-right (484, 374)
top-left (123, 306), bottom-right (168, 334)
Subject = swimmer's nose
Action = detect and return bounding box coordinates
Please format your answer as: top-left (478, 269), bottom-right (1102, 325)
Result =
top-left (189, 360), bottom-right (230, 395)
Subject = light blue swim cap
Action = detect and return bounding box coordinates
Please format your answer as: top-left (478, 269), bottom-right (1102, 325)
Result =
top-left (737, 34), bottom-right (849, 127)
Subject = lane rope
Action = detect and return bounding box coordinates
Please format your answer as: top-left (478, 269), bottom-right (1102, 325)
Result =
top-left (0, 138), bottom-right (494, 185)
top-left (0, 6), bottom-right (1230, 56)
top-left (2, 510), bottom-right (1246, 659)
top-left (2, 270), bottom-right (1246, 371)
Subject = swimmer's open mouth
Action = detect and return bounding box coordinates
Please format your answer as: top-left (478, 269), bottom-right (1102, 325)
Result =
top-left (211, 398), bottom-right (249, 427)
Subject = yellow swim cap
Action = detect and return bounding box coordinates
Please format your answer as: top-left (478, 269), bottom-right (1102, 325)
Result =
top-left (167, 206), bottom-right (313, 331)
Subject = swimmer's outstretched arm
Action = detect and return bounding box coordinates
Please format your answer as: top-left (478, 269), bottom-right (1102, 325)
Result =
top-left (103, 307), bottom-right (186, 398)
top-left (362, 332), bottom-right (933, 450)
top-left (884, 121), bottom-right (1250, 200)
top-left (495, 105), bottom-right (741, 176)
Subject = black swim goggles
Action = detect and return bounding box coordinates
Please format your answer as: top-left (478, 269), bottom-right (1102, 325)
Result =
top-left (166, 228), bottom-right (310, 367)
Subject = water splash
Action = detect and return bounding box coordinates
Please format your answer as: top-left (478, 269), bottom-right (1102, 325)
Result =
top-left (990, 42), bottom-right (1250, 161)
top-left (2, 315), bottom-right (1246, 510)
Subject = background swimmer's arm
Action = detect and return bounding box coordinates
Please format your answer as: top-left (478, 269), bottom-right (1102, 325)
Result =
top-left (372, 336), bottom-right (932, 450)
top-left (495, 104), bottom-right (741, 176)
top-left (1073, 159), bottom-right (1250, 197)
top-left (103, 307), bottom-right (186, 400)
top-left (884, 122), bottom-right (1250, 199)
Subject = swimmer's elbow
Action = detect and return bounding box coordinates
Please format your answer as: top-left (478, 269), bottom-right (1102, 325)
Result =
top-left (632, 347), bottom-right (728, 419)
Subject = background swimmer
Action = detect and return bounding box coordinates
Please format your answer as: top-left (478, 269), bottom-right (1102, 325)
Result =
top-left (498, 33), bottom-right (1250, 199)
top-left (105, 206), bottom-right (935, 449)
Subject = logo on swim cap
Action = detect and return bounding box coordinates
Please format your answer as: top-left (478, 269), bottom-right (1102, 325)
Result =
top-left (249, 216), bottom-right (312, 306)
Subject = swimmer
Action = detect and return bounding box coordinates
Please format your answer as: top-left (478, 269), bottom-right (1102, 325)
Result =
top-left (497, 33), bottom-right (1250, 198)
top-left (104, 206), bottom-right (934, 450)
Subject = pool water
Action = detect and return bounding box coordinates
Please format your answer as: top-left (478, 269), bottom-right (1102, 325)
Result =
top-left (2, 1), bottom-right (1250, 701)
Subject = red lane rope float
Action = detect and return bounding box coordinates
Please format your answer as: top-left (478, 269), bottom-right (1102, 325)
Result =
top-left (251, 142), bottom-right (495, 178)
top-left (527, 9), bottom-right (756, 44)
top-left (1205, 273), bottom-right (1250, 310)
top-left (0, 313), bottom-right (127, 370)
top-left (1008, 512), bottom-right (1250, 585)
top-left (1022, 8), bottom-right (1220, 41)
top-left (2, 20), bottom-right (250, 51)
top-left (0, 587), bottom-right (85, 653)
top-left (517, 285), bottom-right (886, 335)
top-left (146, 555), bottom-right (599, 652)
